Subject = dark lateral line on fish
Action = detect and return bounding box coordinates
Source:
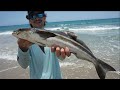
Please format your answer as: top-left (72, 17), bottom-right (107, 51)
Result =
top-left (33, 28), bottom-right (96, 59)
top-left (57, 35), bottom-right (96, 59)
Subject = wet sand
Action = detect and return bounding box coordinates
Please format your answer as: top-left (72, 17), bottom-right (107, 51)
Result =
top-left (0, 59), bottom-right (29, 79)
top-left (0, 59), bottom-right (119, 79)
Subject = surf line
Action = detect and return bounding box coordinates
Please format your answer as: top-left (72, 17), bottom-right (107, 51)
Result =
top-left (0, 66), bottom-right (19, 73)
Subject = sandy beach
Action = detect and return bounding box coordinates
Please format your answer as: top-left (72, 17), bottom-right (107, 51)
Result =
top-left (0, 59), bottom-right (29, 79)
top-left (0, 58), bottom-right (119, 79)
top-left (0, 58), bottom-right (98, 79)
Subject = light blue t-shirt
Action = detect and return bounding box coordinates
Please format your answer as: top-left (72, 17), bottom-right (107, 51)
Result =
top-left (17, 44), bottom-right (62, 79)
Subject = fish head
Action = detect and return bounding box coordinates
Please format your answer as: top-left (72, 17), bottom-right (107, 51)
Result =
top-left (12, 28), bottom-right (57, 46)
top-left (12, 28), bottom-right (31, 39)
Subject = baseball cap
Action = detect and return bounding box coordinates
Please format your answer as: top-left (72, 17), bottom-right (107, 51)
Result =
top-left (26, 11), bottom-right (45, 19)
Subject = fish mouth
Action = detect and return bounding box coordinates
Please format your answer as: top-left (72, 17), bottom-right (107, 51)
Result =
top-left (12, 31), bottom-right (21, 36)
top-left (12, 31), bottom-right (18, 36)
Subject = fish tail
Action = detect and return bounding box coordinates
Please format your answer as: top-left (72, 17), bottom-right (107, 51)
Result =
top-left (95, 58), bottom-right (116, 79)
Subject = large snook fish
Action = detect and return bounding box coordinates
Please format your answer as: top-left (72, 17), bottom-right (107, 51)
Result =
top-left (12, 28), bottom-right (116, 79)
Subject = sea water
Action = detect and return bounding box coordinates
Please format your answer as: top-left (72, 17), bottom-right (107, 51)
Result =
top-left (0, 18), bottom-right (119, 71)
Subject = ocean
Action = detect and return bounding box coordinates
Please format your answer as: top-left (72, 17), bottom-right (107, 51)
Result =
top-left (0, 18), bottom-right (120, 78)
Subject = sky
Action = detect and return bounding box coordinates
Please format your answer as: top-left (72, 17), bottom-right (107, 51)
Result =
top-left (0, 11), bottom-right (119, 26)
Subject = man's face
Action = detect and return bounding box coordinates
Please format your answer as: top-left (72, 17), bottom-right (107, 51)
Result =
top-left (29, 11), bottom-right (46, 28)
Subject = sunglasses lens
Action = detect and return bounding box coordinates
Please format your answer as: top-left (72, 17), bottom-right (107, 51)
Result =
top-left (38, 14), bottom-right (44, 18)
top-left (30, 14), bottom-right (44, 20)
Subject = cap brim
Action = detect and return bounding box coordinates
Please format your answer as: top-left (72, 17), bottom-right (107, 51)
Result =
top-left (28, 11), bottom-right (44, 16)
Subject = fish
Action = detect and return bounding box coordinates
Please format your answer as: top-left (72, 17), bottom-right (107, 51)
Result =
top-left (12, 28), bottom-right (116, 79)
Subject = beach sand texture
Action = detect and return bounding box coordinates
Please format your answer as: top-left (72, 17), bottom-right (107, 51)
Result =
top-left (0, 59), bottom-right (119, 79)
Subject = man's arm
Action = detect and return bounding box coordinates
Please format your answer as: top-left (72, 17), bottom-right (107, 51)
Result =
top-left (17, 39), bottom-right (32, 69)
top-left (17, 47), bottom-right (30, 69)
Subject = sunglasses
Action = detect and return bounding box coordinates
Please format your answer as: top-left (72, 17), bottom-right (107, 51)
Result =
top-left (28, 13), bottom-right (46, 20)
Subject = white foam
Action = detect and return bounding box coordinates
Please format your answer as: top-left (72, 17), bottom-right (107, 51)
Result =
top-left (0, 55), bottom-right (17, 61)
top-left (0, 66), bottom-right (19, 73)
top-left (0, 31), bottom-right (12, 35)
top-left (112, 45), bottom-right (120, 49)
top-left (70, 26), bottom-right (120, 32)
top-left (0, 25), bottom-right (119, 36)
top-left (60, 62), bottom-right (75, 67)
top-left (45, 27), bottom-right (62, 31)
top-left (45, 25), bottom-right (120, 33)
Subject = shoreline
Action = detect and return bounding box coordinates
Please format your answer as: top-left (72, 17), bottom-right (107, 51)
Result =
top-left (0, 59), bottom-right (29, 79)
top-left (0, 59), bottom-right (119, 79)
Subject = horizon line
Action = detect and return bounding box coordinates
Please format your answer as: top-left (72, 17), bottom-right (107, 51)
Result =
top-left (0, 17), bottom-right (119, 27)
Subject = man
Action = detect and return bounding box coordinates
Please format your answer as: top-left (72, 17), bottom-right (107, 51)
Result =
top-left (17, 11), bottom-right (71, 79)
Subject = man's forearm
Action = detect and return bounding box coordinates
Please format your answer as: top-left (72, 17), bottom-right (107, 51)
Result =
top-left (17, 47), bottom-right (30, 69)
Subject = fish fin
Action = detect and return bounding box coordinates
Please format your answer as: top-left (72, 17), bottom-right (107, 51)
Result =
top-left (66, 31), bottom-right (94, 55)
top-left (75, 38), bottom-right (93, 54)
top-left (95, 59), bottom-right (116, 79)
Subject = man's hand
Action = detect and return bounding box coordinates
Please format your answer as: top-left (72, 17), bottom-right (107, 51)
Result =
top-left (51, 44), bottom-right (71, 59)
top-left (17, 39), bottom-right (32, 52)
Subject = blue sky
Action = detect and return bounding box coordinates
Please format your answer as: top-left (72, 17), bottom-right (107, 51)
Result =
top-left (0, 11), bottom-right (119, 26)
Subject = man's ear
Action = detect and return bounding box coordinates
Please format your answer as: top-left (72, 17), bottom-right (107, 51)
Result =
top-left (43, 16), bottom-right (46, 20)
top-left (29, 19), bottom-right (32, 26)
top-left (29, 20), bottom-right (32, 25)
